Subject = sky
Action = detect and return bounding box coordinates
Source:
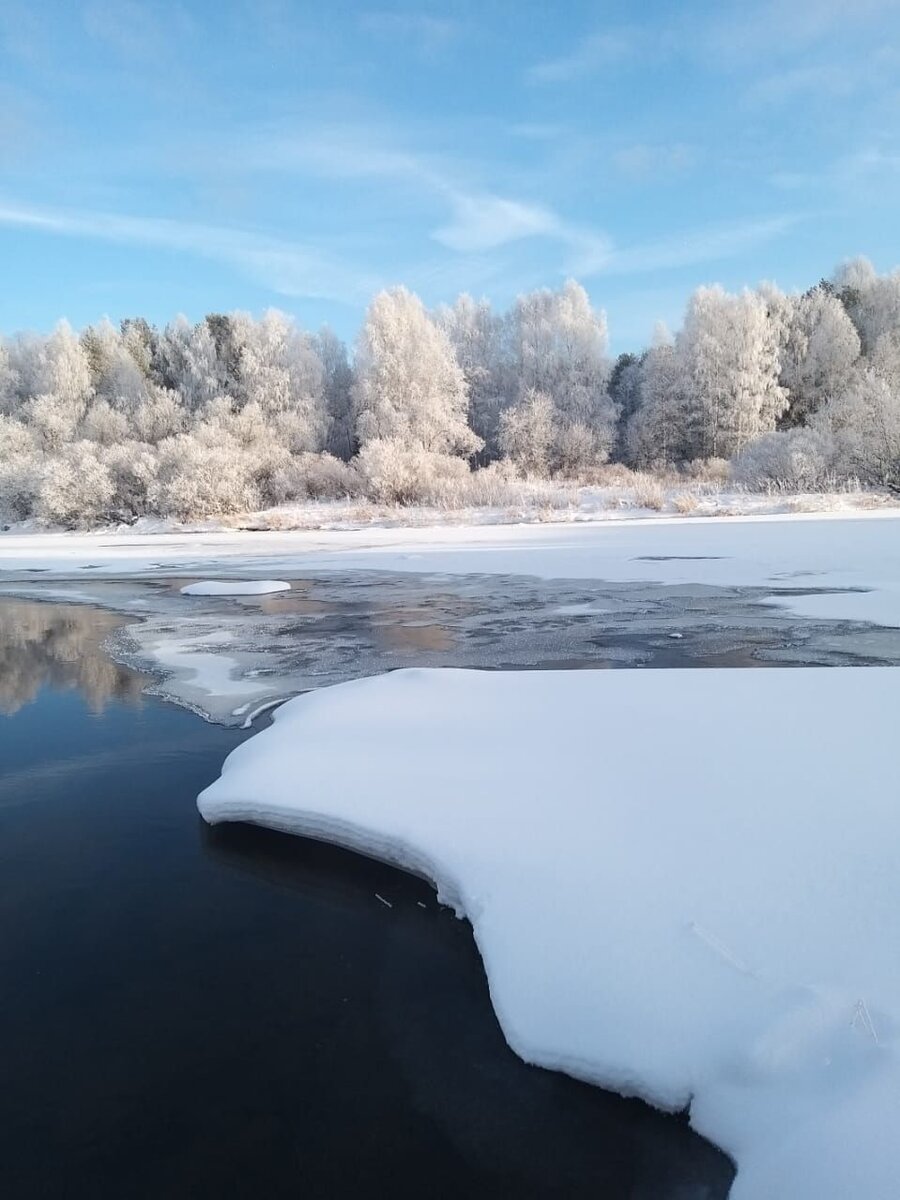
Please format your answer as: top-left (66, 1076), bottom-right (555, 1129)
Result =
top-left (1, 0), bottom-right (898, 352)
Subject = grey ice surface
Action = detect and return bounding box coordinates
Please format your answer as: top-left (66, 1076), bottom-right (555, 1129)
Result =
top-left (2, 568), bottom-right (898, 725)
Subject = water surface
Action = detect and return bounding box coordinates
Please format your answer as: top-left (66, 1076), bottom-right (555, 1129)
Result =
top-left (0, 598), bottom-right (734, 1198)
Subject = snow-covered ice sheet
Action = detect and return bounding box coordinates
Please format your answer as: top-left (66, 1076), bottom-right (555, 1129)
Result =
top-left (199, 665), bottom-right (900, 1200)
top-left (180, 579), bottom-right (290, 596)
top-left (2, 512), bottom-right (899, 628)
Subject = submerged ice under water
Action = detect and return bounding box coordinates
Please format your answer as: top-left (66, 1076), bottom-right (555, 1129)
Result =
top-left (0, 596), bottom-right (734, 1198)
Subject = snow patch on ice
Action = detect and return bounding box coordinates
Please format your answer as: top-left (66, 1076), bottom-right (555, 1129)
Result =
top-left (762, 588), bottom-right (900, 628)
top-left (151, 630), bottom-right (268, 698)
top-left (199, 666), bottom-right (900, 1200)
top-left (180, 579), bottom-right (290, 596)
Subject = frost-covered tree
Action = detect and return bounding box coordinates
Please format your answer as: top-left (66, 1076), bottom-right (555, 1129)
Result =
top-left (228, 310), bottom-right (326, 451)
top-left (352, 287), bottom-right (480, 456)
top-left (814, 368), bottom-right (900, 487)
top-left (0, 340), bottom-right (17, 414)
top-left (6, 321), bottom-right (94, 450)
top-left (608, 352), bottom-right (641, 459)
top-left (834, 258), bottom-right (900, 357)
top-left (314, 327), bottom-right (354, 460)
top-left (120, 317), bottom-right (158, 381)
top-left (154, 316), bottom-right (220, 411)
top-left (6, 320), bottom-right (93, 423)
top-left (779, 286), bottom-right (861, 425)
top-left (0, 415), bottom-right (39, 520)
top-left (625, 325), bottom-right (690, 466)
top-left (510, 280), bottom-right (616, 466)
top-left (80, 318), bottom-right (153, 420)
top-left (437, 294), bottom-right (512, 461)
top-left (497, 389), bottom-right (555, 476)
top-left (0, 258), bottom-right (896, 525)
top-left (677, 286), bottom-right (787, 459)
top-left (204, 313), bottom-right (242, 397)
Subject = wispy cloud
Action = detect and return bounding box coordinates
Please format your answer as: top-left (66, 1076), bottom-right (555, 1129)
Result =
top-left (748, 64), bottom-right (858, 106)
top-left (238, 122), bottom-right (602, 257)
top-left (507, 123), bottom-right (566, 141)
top-left (82, 0), bottom-right (193, 60)
top-left (573, 215), bottom-right (799, 277)
top-left (771, 146), bottom-right (900, 202)
top-left (433, 194), bottom-right (560, 253)
top-left (0, 199), bottom-right (376, 303)
top-left (359, 11), bottom-right (459, 53)
top-left (527, 31), bottom-right (632, 84)
top-left (613, 142), bottom-right (699, 179)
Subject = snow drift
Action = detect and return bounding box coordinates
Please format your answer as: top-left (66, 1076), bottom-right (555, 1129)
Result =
top-left (200, 665), bottom-right (899, 1199)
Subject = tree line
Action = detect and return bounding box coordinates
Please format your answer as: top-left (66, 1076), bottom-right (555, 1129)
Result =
top-left (0, 257), bottom-right (898, 525)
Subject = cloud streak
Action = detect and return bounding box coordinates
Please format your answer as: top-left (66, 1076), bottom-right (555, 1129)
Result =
top-left (527, 31), bottom-right (632, 84)
top-left (239, 123), bottom-right (599, 256)
top-left (572, 215), bottom-right (799, 277)
top-left (358, 11), bottom-right (459, 52)
top-left (0, 200), bottom-right (377, 303)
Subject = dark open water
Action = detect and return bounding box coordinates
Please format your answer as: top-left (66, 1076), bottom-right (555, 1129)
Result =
top-left (0, 598), bottom-right (734, 1199)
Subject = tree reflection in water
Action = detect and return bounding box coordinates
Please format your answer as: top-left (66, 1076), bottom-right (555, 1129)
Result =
top-left (0, 598), bottom-right (145, 715)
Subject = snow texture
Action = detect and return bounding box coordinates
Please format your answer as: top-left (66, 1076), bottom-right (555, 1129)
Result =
top-left (180, 579), bottom-right (290, 596)
top-left (199, 665), bottom-right (900, 1200)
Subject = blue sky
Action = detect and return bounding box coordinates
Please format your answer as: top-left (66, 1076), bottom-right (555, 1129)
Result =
top-left (1, 0), bottom-right (898, 352)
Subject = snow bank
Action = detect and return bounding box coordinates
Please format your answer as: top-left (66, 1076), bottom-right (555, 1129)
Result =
top-left (180, 579), bottom-right (290, 596)
top-left (199, 666), bottom-right (900, 1200)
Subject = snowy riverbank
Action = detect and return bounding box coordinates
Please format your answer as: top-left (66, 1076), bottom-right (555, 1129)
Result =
top-left (200, 665), bottom-right (900, 1200)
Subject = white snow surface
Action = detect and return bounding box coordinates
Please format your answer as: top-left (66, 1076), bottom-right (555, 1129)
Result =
top-left (199, 665), bottom-right (900, 1200)
top-left (2, 512), bottom-right (899, 628)
top-left (180, 579), bottom-right (290, 596)
top-left (150, 630), bottom-right (269, 699)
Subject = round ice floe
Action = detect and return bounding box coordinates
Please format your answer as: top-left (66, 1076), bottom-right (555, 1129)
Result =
top-left (180, 580), bottom-right (291, 596)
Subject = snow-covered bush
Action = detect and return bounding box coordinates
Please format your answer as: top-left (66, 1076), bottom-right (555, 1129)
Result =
top-left (815, 370), bottom-right (900, 488)
top-left (355, 438), bottom-right (470, 505)
top-left (0, 416), bottom-right (41, 521)
top-left (265, 452), bottom-right (360, 505)
top-left (731, 428), bottom-right (837, 492)
top-left (629, 473), bottom-right (666, 510)
top-left (33, 441), bottom-right (116, 527)
top-left (681, 457), bottom-right (730, 483)
top-left (497, 390), bottom-right (554, 476)
top-left (128, 386), bottom-right (186, 444)
top-left (148, 433), bottom-right (261, 518)
top-left (101, 441), bottom-right (159, 520)
top-left (81, 399), bottom-right (130, 446)
top-left (295, 453), bottom-right (360, 499)
top-left (24, 393), bottom-right (86, 451)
